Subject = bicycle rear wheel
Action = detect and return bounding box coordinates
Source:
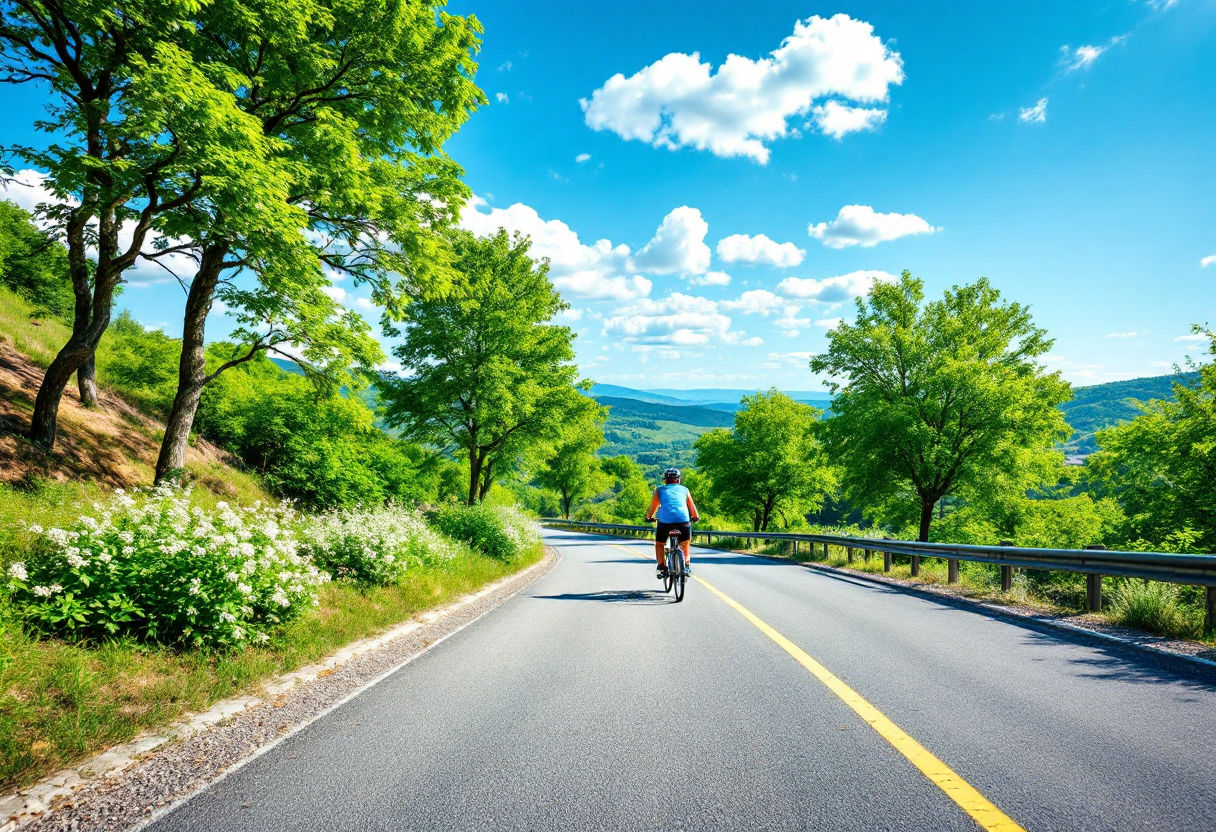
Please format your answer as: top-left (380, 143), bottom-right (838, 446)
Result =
top-left (673, 552), bottom-right (685, 602)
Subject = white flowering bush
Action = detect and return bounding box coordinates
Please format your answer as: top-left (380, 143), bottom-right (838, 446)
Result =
top-left (4, 485), bottom-right (328, 649)
top-left (298, 503), bottom-right (461, 586)
top-left (428, 503), bottom-right (542, 562)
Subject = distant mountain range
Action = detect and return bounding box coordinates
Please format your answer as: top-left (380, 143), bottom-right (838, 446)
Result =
top-left (588, 383), bottom-right (831, 413)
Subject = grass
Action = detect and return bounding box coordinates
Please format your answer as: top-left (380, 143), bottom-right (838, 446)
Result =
top-left (0, 542), bottom-right (543, 790)
top-left (0, 286), bottom-right (71, 368)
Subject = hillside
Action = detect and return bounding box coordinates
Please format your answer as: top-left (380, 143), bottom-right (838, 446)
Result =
top-left (594, 395), bottom-right (734, 471)
top-left (1061, 372), bottom-right (1198, 455)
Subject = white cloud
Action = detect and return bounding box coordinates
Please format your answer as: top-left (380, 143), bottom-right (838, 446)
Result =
top-left (1105, 331), bottom-right (1145, 339)
top-left (602, 292), bottom-right (731, 346)
top-left (1201, 254), bottom-right (1216, 267)
top-left (580, 14), bottom-right (904, 163)
top-left (1174, 334), bottom-right (1208, 344)
top-left (321, 284), bottom-right (347, 303)
top-left (776, 270), bottom-right (898, 303)
top-left (811, 101), bottom-right (888, 140)
top-left (808, 205), bottom-right (940, 248)
top-left (1062, 44), bottom-right (1106, 71)
top-left (767, 351), bottom-right (817, 366)
top-left (1019, 98), bottom-right (1048, 124)
top-left (716, 233), bottom-right (805, 267)
top-left (575, 153), bottom-right (591, 163)
top-left (815, 317), bottom-right (842, 329)
top-left (690, 270), bottom-right (731, 286)
top-left (497, 61), bottom-right (513, 72)
top-left (721, 289), bottom-right (785, 315)
top-left (354, 297), bottom-right (376, 311)
top-left (459, 196), bottom-right (651, 301)
top-left (556, 308), bottom-right (584, 322)
top-left (495, 92), bottom-right (509, 104)
top-left (723, 332), bottom-right (764, 346)
top-left (631, 206), bottom-right (711, 275)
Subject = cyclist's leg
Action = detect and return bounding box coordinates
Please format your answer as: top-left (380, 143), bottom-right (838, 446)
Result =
top-left (654, 523), bottom-right (668, 568)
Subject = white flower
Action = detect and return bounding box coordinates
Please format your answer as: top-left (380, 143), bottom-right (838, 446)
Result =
top-left (219, 611), bottom-right (236, 623)
top-left (255, 631), bottom-right (270, 643)
top-left (27, 524), bottom-right (43, 535)
top-left (237, 583), bottom-right (252, 596)
top-left (225, 571), bottom-right (240, 583)
top-left (188, 578), bottom-right (202, 596)
top-left (66, 551), bottom-right (87, 568)
top-left (186, 606), bottom-right (198, 616)
top-left (7, 562), bottom-right (27, 581)
top-left (118, 531), bottom-right (134, 544)
top-left (232, 626), bottom-right (245, 640)
top-left (33, 585), bottom-right (53, 597)
top-left (49, 583), bottom-right (63, 594)
top-left (122, 546), bottom-right (135, 556)
top-left (97, 552), bottom-right (112, 563)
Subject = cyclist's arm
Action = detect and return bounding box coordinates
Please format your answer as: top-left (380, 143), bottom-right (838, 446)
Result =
top-left (686, 493), bottom-right (700, 523)
top-left (645, 490), bottom-right (661, 522)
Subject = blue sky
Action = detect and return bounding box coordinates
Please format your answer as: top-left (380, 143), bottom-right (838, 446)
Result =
top-left (3, 0), bottom-right (1214, 392)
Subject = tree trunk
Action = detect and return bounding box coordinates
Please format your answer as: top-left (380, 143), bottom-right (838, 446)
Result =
top-left (467, 452), bottom-right (482, 505)
top-left (918, 497), bottom-right (935, 542)
top-left (155, 247), bottom-right (225, 483)
top-left (562, 490), bottom-right (571, 519)
top-left (478, 458), bottom-right (494, 502)
top-left (77, 356), bottom-right (99, 408)
top-left (29, 281), bottom-right (117, 448)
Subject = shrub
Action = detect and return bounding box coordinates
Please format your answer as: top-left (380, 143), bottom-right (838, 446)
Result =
top-left (4, 485), bottom-right (327, 649)
top-left (299, 503), bottom-right (461, 586)
top-left (1106, 579), bottom-right (1197, 639)
top-left (428, 504), bottom-right (541, 562)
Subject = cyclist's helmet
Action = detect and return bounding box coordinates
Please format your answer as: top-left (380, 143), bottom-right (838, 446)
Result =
top-left (663, 467), bottom-right (681, 482)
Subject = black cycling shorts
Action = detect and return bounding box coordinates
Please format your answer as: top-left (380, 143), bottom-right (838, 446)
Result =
top-left (655, 521), bottom-right (692, 543)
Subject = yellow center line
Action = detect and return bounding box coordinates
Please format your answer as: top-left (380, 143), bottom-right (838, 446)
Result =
top-left (609, 540), bottom-right (1025, 832)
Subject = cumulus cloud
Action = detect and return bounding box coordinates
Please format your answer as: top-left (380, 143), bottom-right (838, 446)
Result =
top-left (815, 317), bottom-right (842, 329)
top-left (353, 297), bottom-right (377, 311)
top-left (776, 270), bottom-right (898, 303)
top-left (602, 292), bottom-right (731, 346)
top-left (459, 196), bottom-right (651, 300)
top-left (721, 289), bottom-right (786, 316)
top-left (495, 92), bottom-right (509, 104)
top-left (631, 206), bottom-right (711, 275)
top-left (575, 153), bottom-right (591, 163)
top-left (1174, 334), bottom-right (1208, 344)
top-left (716, 233), bottom-right (805, 267)
top-left (811, 101), bottom-right (888, 140)
top-left (1201, 254), bottom-right (1216, 267)
top-left (1062, 44), bottom-right (1106, 71)
top-left (808, 205), bottom-right (939, 248)
top-left (1019, 98), bottom-right (1048, 123)
top-left (320, 284), bottom-right (347, 303)
top-left (690, 270), bottom-right (731, 286)
top-left (580, 14), bottom-right (904, 163)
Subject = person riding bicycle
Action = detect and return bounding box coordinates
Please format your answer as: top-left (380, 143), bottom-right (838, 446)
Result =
top-left (645, 468), bottom-right (700, 579)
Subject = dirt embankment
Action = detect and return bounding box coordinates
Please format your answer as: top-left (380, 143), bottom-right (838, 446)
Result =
top-left (0, 342), bottom-right (238, 490)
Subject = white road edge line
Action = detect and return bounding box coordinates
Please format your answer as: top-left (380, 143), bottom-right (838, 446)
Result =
top-left (123, 550), bottom-right (561, 832)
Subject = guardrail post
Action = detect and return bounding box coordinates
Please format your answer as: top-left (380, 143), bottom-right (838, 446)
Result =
top-left (882, 537), bottom-right (892, 573)
top-left (948, 558), bottom-right (959, 584)
top-left (847, 546), bottom-right (854, 564)
top-left (1084, 545), bottom-right (1106, 612)
top-left (1205, 587), bottom-right (1215, 637)
top-left (822, 541), bottom-right (830, 559)
top-left (999, 540), bottom-right (1014, 592)
top-left (910, 554), bottom-right (920, 577)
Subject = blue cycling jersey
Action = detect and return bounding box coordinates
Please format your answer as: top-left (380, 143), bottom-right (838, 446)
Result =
top-left (655, 483), bottom-right (691, 523)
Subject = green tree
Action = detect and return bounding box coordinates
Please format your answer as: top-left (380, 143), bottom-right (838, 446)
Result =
top-left (1, 2), bottom-right (254, 433)
top-left (381, 229), bottom-right (597, 505)
top-left (535, 405), bottom-right (608, 518)
top-left (0, 199), bottom-right (73, 317)
top-left (150, 0), bottom-right (484, 483)
top-left (694, 390), bottom-right (834, 531)
top-left (1087, 329), bottom-right (1216, 551)
top-left (811, 272), bottom-right (1071, 541)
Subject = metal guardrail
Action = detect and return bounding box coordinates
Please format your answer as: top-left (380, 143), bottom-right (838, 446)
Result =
top-left (540, 519), bottom-right (1216, 633)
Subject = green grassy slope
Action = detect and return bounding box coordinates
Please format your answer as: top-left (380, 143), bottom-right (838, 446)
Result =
top-left (1061, 372), bottom-right (1198, 455)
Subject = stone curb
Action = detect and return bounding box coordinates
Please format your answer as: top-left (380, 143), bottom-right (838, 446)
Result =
top-left (1, 550), bottom-right (557, 832)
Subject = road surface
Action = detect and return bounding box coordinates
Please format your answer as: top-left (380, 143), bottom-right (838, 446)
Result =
top-left (149, 528), bottom-right (1216, 831)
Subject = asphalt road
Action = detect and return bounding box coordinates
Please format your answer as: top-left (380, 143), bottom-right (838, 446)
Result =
top-left (149, 528), bottom-right (1216, 832)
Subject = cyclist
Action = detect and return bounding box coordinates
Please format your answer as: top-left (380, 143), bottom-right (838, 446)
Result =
top-left (645, 467), bottom-right (700, 579)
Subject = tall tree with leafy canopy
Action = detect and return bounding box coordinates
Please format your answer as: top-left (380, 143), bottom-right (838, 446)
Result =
top-left (694, 390), bottom-right (834, 532)
top-left (535, 404), bottom-right (608, 518)
top-left (811, 271), bottom-right (1071, 542)
top-left (1087, 328), bottom-right (1216, 552)
top-left (148, 0), bottom-right (485, 482)
top-left (0, 199), bottom-right (73, 317)
top-left (382, 228), bottom-right (599, 505)
top-left (0, 1), bottom-right (253, 436)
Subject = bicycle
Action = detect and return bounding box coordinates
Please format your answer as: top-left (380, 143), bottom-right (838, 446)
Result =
top-left (661, 528), bottom-right (687, 603)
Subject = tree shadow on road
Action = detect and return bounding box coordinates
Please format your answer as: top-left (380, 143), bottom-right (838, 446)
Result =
top-left (532, 589), bottom-right (674, 605)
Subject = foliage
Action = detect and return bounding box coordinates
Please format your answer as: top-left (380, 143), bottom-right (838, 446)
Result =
top-left (196, 348), bottom-right (445, 510)
top-left (382, 229), bottom-right (599, 504)
top-left (534, 404), bottom-right (608, 518)
top-left (1087, 332), bottom-right (1216, 552)
top-left (694, 390), bottom-right (834, 531)
top-left (5, 485), bottom-right (327, 649)
top-left (576, 455), bottom-right (653, 523)
top-left (1061, 372), bottom-right (1199, 456)
top-left (0, 200), bottom-right (73, 318)
top-left (298, 503), bottom-right (462, 586)
top-left (1106, 579), bottom-right (1198, 640)
top-left (428, 503), bottom-right (541, 562)
top-left (92, 312), bottom-right (181, 411)
top-left (812, 272), bottom-right (1072, 541)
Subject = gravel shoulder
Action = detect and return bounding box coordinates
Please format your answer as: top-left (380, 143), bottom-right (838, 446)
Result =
top-left (5, 548), bottom-right (558, 832)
